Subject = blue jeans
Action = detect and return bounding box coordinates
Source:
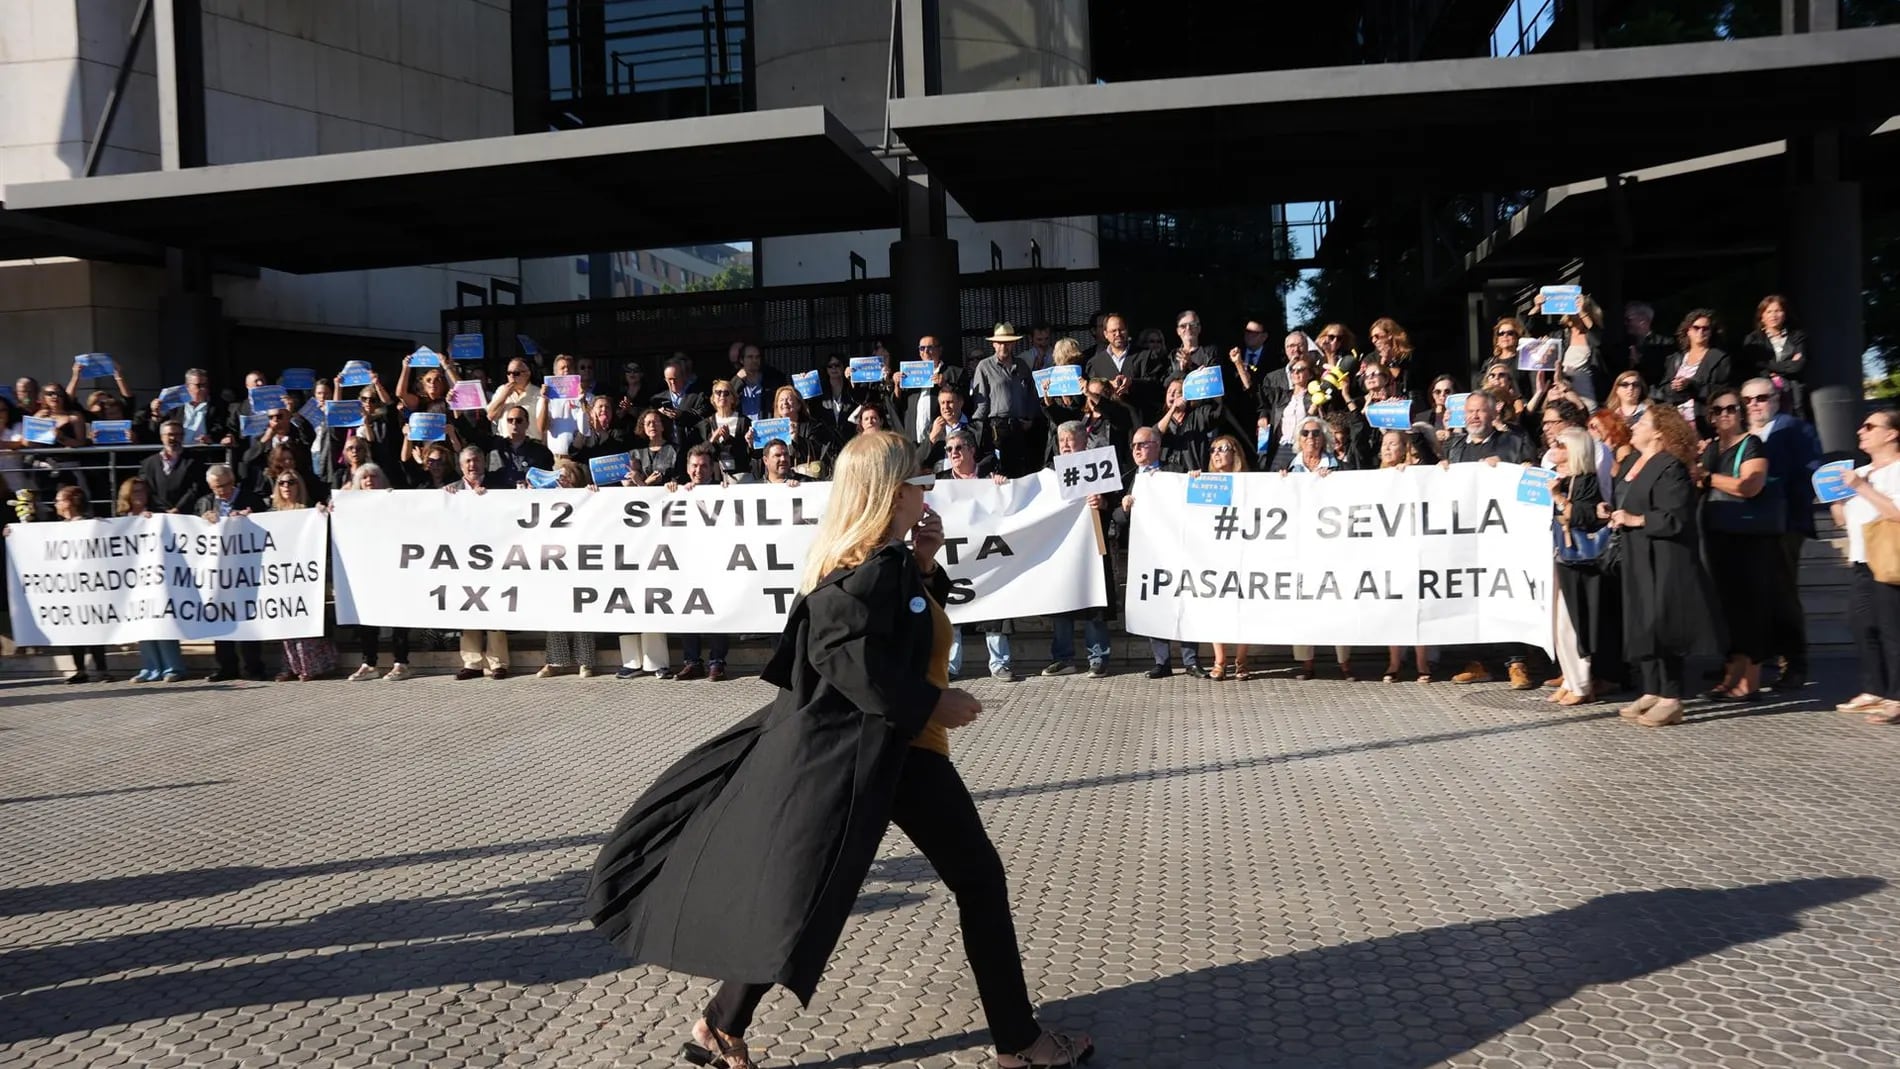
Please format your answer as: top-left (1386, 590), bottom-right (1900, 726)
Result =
top-left (1147, 638), bottom-right (1199, 668)
top-left (680, 634), bottom-right (729, 667)
top-left (1050, 616), bottom-right (1110, 665)
top-left (138, 640), bottom-right (184, 677)
top-left (950, 627), bottom-right (1012, 675)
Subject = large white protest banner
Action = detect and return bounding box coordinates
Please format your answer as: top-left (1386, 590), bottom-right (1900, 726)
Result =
top-left (5, 512), bottom-right (329, 645)
top-left (1125, 467), bottom-right (1552, 651)
top-left (329, 474), bottom-right (1103, 632)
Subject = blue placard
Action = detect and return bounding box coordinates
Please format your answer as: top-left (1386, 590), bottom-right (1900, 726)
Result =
top-left (792, 370), bottom-right (822, 399)
top-left (74, 352), bottom-right (117, 378)
top-left (1444, 393), bottom-right (1470, 430)
top-left (515, 334), bottom-right (540, 357)
top-left (588, 452), bottom-right (633, 486)
top-left (157, 384), bottom-right (191, 412)
top-left (406, 412), bottom-right (447, 442)
top-left (750, 417), bottom-right (793, 447)
top-left (22, 416), bottom-right (57, 444)
top-left (1365, 399), bottom-right (1413, 431)
top-left (323, 401), bottom-right (365, 428)
top-left (897, 361), bottom-right (936, 389)
top-left (1033, 364), bottom-right (1084, 398)
top-left (1186, 473), bottom-right (1233, 507)
top-left (448, 335), bottom-right (483, 362)
top-left (1516, 467), bottom-right (1556, 506)
top-left (1540, 285), bottom-right (1583, 316)
top-left (409, 346), bottom-right (444, 368)
top-left (0, 384), bottom-right (15, 402)
top-left (300, 397), bottom-right (327, 428)
top-left (1256, 425), bottom-right (1272, 454)
top-left (1812, 459), bottom-right (1857, 504)
top-left (239, 413), bottom-right (271, 438)
top-left (1183, 365), bottom-right (1224, 401)
top-left (849, 356), bottom-right (884, 385)
top-left (279, 367), bottom-right (316, 391)
top-left (525, 466), bottom-right (561, 489)
top-left (91, 419), bottom-right (132, 445)
top-left (336, 365), bottom-right (374, 388)
top-left (248, 385), bottom-right (287, 413)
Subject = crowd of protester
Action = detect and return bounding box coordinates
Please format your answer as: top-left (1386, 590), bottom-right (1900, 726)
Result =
top-left (4, 295), bottom-right (1892, 728)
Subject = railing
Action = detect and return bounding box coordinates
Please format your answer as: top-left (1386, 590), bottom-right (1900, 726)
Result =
top-left (7, 444), bottom-right (235, 520)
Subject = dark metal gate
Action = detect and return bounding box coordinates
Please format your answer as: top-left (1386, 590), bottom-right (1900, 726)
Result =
top-left (440, 268), bottom-right (1102, 379)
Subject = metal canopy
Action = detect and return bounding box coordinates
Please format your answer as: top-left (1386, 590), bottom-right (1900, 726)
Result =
top-left (891, 27), bottom-right (1900, 221)
top-left (2, 107), bottom-right (897, 274)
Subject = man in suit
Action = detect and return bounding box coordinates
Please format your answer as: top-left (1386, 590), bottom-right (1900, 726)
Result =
top-left (893, 335), bottom-right (969, 443)
top-left (225, 370), bottom-right (269, 431)
top-left (651, 356), bottom-right (710, 427)
top-left (1085, 313), bottom-right (1162, 422)
top-left (190, 463), bottom-right (270, 682)
top-left (1746, 377), bottom-right (1822, 690)
top-left (139, 420), bottom-right (206, 512)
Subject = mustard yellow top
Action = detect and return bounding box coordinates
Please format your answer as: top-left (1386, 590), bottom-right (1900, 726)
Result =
top-left (909, 592), bottom-right (954, 757)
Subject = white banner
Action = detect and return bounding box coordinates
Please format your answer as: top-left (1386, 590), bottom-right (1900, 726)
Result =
top-left (5, 512), bottom-right (329, 645)
top-left (329, 474), bottom-right (1104, 632)
top-left (1125, 467), bottom-right (1553, 651)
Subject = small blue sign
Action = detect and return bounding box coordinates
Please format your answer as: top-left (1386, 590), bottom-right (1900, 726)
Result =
top-left (324, 401), bottom-right (365, 428)
top-left (588, 452), bottom-right (634, 486)
top-left (1812, 459), bottom-right (1857, 504)
top-left (73, 353), bottom-right (117, 378)
top-left (1540, 285), bottom-right (1583, 316)
top-left (1516, 467), bottom-right (1557, 507)
top-left (525, 466), bottom-right (562, 489)
top-left (516, 334), bottom-right (540, 357)
top-left (449, 335), bottom-right (483, 362)
top-left (1256, 425), bottom-right (1272, 454)
top-left (157, 384), bottom-right (191, 412)
top-left (849, 356), bottom-right (884, 385)
top-left (279, 367), bottom-right (316, 392)
top-left (1365, 399), bottom-right (1413, 431)
top-left (300, 397), bottom-right (327, 428)
top-left (1444, 393), bottom-right (1470, 430)
top-left (750, 416), bottom-right (793, 447)
top-left (0, 384), bottom-right (15, 402)
top-left (248, 385), bottom-right (287, 413)
top-left (22, 416), bottom-right (57, 445)
top-left (409, 346), bottom-right (444, 368)
top-left (239, 413), bottom-right (271, 438)
top-left (1033, 364), bottom-right (1084, 398)
top-left (1186, 473), bottom-right (1233, 507)
top-left (406, 412), bottom-right (447, 442)
top-left (91, 420), bottom-right (132, 445)
top-left (1183, 365), bottom-right (1224, 402)
top-left (336, 365), bottom-right (374, 388)
top-left (898, 360), bottom-right (936, 389)
top-left (792, 370), bottom-right (822, 399)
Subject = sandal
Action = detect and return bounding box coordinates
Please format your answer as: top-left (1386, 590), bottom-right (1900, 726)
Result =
top-left (1382, 661), bottom-right (1402, 683)
top-left (1556, 687), bottom-right (1593, 706)
top-left (1866, 702), bottom-right (1900, 726)
top-left (1209, 664), bottom-right (1228, 682)
top-left (998, 1029), bottom-right (1095, 1068)
top-left (1233, 662), bottom-right (1250, 682)
top-left (1415, 673), bottom-right (1433, 684)
top-left (684, 1019), bottom-right (752, 1068)
top-left (1837, 693), bottom-right (1885, 713)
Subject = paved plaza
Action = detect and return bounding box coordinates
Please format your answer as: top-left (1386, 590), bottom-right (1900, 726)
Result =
top-left (1, 662), bottom-right (1897, 1068)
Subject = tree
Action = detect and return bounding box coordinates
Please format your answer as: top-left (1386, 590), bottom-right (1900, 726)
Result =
top-left (670, 263), bottom-right (754, 294)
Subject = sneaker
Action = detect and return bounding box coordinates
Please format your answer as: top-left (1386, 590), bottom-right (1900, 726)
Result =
top-left (454, 667), bottom-right (483, 681)
top-left (159, 670), bottom-right (184, 683)
top-left (383, 664), bottom-right (413, 681)
top-left (131, 669), bottom-right (158, 683)
top-left (1508, 663), bottom-right (1536, 690)
top-left (1042, 661), bottom-right (1077, 677)
top-left (675, 662), bottom-right (708, 681)
top-left (615, 666), bottom-right (652, 680)
top-left (655, 666), bottom-right (678, 680)
top-left (347, 664), bottom-right (379, 682)
top-left (1146, 664), bottom-right (1172, 679)
top-left (1087, 660), bottom-right (1108, 678)
top-left (991, 666), bottom-right (1021, 683)
top-left (1451, 661), bottom-right (1492, 684)
top-left (577, 665), bottom-right (595, 678)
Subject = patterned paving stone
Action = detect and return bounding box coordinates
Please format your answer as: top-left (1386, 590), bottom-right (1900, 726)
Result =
top-left (0, 662), bottom-right (1896, 1067)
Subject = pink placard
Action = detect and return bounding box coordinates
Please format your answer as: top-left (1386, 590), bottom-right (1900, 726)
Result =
top-left (447, 380), bottom-right (487, 411)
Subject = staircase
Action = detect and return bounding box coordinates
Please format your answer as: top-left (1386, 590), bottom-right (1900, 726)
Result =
top-left (1802, 512), bottom-right (1852, 656)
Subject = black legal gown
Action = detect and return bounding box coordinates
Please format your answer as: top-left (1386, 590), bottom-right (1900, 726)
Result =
top-left (1615, 451), bottom-right (1725, 660)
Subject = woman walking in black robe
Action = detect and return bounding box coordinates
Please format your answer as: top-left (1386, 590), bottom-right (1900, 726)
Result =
top-left (586, 430), bottom-right (1093, 1069)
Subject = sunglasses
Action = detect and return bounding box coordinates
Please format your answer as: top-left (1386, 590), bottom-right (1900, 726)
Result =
top-left (945, 444), bottom-right (968, 453)
top-left (1495, 329), bottom-right (1519, 337)
top-left (1211, 445), bottom-right (1236, 453)
top-left (1617, 381), bottom-right (1641, 389)
top-left (1742, 394), bottom-right (1773, 403)
top-left (509, 369), bottom-right (528, 377)
top-left (1708, 404), bottom-right (1742, 415)
top-left (712, 389), bottom-right (732, 396)
top-left (1298, 429), bottom-right (1324, 438)
top-left (1689, 325), bottom-right (1712, 332)
top-left (1860, 421), bottom-right (1888, 432)
top-left (1432, 387), bottom-right (1452, 396)
top-left (276, 479), bottom-right (300, 486)
top-left (905, 473), bottom-right (936, 489)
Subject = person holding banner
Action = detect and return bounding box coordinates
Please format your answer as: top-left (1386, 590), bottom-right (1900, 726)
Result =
top-left (1607, 406), bottom-right (1724, 727)
top-left (937, 428), bottom-right (1018, 682)
top-left (44, 486), bottom-right (113, 682)
top-left (268, 472), bottom-right (338, 682)
top-left (1194, 435), bottom-right (1257, 681)
top-left (340, 464), bottom-right (414, 682)
top-left (396, 349), bottom-right (460, 413)
top-left (696, 383), bottom-right (752, 478)
top-left (537, 354), bottom-right (593, 457)
top-left (1273, 422), bottom-right (1356, 681)
top-left (587, 430), bottom-right (1093, 1069)
top-left (1831, 409), bottom-right (1900, 725)
top-left (449, 446), bottom-right (514, 680)
top-left (1528, 291), bottom-right (1607, 407)
top-left (1040, 423), bottom-right (1115, 678)
top-left (669, 446), bottom-right (735, 680)
top-left (761, 386), bottom-right (838, 479)
top-left (111, 476), bottom-right (187, 683)
top-left (192, 465), bottom-right (271, 682)
top-left (574, 395), bottom-right (635, 469)
top-left (1118, 427), bottom-right (1205, 679)
top-left (1159, 374), bottom-right (1234, 475)
top-left (535, 458), bottom-right (600, 678)
top-left (31, 381), bottom-right (89, 450)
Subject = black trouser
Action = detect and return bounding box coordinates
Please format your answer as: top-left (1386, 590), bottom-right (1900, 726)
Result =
top-left (705, 749), bottom-right (1040, 1053)
top-left (357, 625), bottom-right (410, 667)
top-left (214, 640), bottom-right (265, 675)
top-left (1633, 654), bottom-right (1685, 699)
top-left (66, 646), bottom-right (107, 671)
top-left (1768, 533), bottom-right (1810, 671)
top-left (1851, 564), bottom-right (1900, 699)
top-left (1706, 531), bottom-right (1776, 662)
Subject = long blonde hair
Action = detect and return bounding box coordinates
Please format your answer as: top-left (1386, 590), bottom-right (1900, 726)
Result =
top-left (800, 430), bottom-right (915, 592)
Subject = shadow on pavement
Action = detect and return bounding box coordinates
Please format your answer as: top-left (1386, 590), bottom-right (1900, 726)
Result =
top-left (815, 877), bottom-right (1885, 1069)
top-left (0, 779), bottom-right (235, 807)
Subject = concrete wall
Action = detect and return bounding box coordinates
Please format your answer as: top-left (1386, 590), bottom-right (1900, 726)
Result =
top-left (753, 0), bottom-right (1098, 285)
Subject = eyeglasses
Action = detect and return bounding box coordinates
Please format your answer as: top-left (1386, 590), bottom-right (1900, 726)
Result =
top-left (1132, 439), bottom-right (1158, 449)
top-left (905, 473), bottom-right (936, 489)
top-left (1290, 366), bottom-right (1313, 376)
top-left (712, 389), bottom-right (732, 396)
top-left (945, 444), bottom-right (968, 453)
top-left (1689, 324), bottom-right (1712, 333)
top-left (1617, 381), bottom-right (1641, 389)
top-left (1495, 329), bottom-right (1519, 337)
top-left (1742, 394), bottom-right (1773, 404)
top-left (1708, 404), bottom-right (1742, 416)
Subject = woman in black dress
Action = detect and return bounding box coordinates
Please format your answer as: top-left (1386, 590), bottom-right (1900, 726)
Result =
top-left (1549, 427), bottom-right (1610, 705)
top-left (586, 431), bottom-right (1092, 1069)
top-left (1696, 388), bottom-right (1781, 700)
top-left (1605, 405), bottom-right (1724, 727)
top-left (1657, 308), bottom-right (1735, 432)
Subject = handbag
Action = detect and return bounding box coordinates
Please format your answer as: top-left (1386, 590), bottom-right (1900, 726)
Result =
top-left (1703, 441), bottom-right (1786, 535)
top-left (1553, 475), bottom-right (1613, 565)
top-left (1865, 520), bottom-right (1900, 584)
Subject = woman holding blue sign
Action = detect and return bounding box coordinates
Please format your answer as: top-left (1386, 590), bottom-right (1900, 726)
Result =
top-left (695, 382), bottom-right (752, 478)
top-left (1833, 408), bottom-right (1900, 725)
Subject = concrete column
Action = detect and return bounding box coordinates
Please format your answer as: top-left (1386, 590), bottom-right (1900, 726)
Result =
top-left (1785, 176), bottom-right (1863, 453)
top-left (152, 0), bottom-right (205, 170)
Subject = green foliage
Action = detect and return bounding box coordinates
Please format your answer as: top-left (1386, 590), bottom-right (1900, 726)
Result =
top-left (663, 263), bottom-right (754, 294)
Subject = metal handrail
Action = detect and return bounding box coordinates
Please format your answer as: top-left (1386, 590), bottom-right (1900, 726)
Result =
top-left (8, 443), bottom-right (235, 519)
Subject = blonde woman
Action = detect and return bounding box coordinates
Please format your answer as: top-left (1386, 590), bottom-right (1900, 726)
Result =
top-left (587, 431), bottom-right (1092, 1069)
top-left (1200, 434), bottom-right (1254, 680)
top-left (269, 471), bottom-right (337, 682)
top-left (1378, 431), bottom-right (1432, 683)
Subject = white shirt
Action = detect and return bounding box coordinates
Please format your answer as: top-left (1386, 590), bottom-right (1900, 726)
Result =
top-left (542, 391), bottom-right (592, 456)
top-left (1278, 393), bottom-right (1309, 454)
top-left (1844, 461), bottom-right (1900, 563)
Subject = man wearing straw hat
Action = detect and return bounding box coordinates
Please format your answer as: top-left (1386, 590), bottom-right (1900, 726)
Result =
top-left (969, 322), bottom-right (1041, 477)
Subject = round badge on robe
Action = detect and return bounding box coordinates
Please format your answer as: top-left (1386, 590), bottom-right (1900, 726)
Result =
top-left (909, 596), bottom-right (927, 614)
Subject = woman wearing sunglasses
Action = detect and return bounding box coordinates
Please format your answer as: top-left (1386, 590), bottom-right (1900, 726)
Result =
top-left (1658, 309), bottom-right (1735, 431)
top-left (589, 431), bottom-right (1093, 1069)
top-left (1834, 409), bottom-right (1900, 725)
top-left (1696, 389), bottom-right (1781, 701)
